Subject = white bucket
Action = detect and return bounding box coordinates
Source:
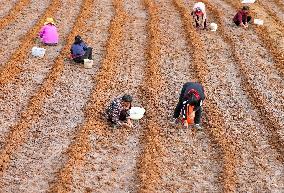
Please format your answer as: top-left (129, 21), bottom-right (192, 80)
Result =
top-left (209, 23), bottom-right (218, 31)
top-left (84, 59), bottom-right (93, 69)
top-left (129, 107), bottom-right (146, 120)
top-left (32, 47), bottom-right (46, 57)
top-left (254, 19), bottom-right (264, 25)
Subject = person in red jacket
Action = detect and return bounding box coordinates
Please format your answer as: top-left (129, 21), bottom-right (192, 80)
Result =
top-left (233, 6), bottom-right (252, 28)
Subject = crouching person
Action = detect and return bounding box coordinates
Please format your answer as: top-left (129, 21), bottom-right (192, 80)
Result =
top-left (233, 6), bottom-right (252, 28)
top-left (70, 35), bottom-right (93, 64)
top-left (173, 82), bottom-right (205, 130)
top-left (106, 95), bottom-right (134, 129)
top-left (39, 18), bottom-right (59, 46)
top-left (191, 2), bottom-right (207, 29)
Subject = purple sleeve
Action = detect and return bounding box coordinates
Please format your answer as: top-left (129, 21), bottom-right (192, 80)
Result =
top-left (39, 26), bottom-right (45, 37)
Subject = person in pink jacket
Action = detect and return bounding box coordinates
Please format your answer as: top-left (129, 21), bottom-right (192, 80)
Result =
top-left (39, 18), bottom-right (59, 46)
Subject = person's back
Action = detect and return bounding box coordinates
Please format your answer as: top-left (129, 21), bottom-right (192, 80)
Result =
top-left (71, 42), bottom-right (86, 57)
top-left (173, 82), bottom-right (205, 129)
top-left (182, 82), bottom-right (205, 101)
top-left (70, 35), bottom-right (92, 64)
top-left (39, 24), bottom-right (59, 44)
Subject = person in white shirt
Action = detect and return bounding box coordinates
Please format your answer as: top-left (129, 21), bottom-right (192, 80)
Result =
top-left (191, 2), bottom-right (207, 29)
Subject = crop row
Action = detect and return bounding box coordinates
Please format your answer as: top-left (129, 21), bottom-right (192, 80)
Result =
top-left (272, 0), bottom-right (284, 13)
top-left (221, 0), bottom-right (284, 78)
top-left (0, 0), bottom-right (92, 185)
top-left (0, 0), bottom-right (60, 85)
top-left (48, 0), bottom-right (128, 192)
top-left (258, 0), bottom-right (284, 28)
top-left (0, 0), bottom-right (31, 30)
top-left (204, 0), bottom-right (284, 162)
top-left (136, 0), bottom-right (164, 192)
top-left (172, 0), bottom-right (238, 192)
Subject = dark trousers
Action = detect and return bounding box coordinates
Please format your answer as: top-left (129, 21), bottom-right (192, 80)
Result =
top-left (234, 16), bottom-right (252, 26)
top-left (73, 47), bottom-right (93, 64)
top-left (195, 16), bottom-right (207, 28)
top-left (173, 83), bottom-right (202, 124)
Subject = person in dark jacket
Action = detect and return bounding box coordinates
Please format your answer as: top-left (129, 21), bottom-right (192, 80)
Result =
top-left (70, 35), bottom-right (93, 64)
top-left (233, 6), bottom-right (252, 28)
top-left (173, 82), bottom-right (205, 129)
top-left (105, 95), bottom-right (134, 128)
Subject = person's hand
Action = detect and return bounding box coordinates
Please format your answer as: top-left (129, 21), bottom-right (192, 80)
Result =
top-left (189, 111), bottom-right (195, 120)
top-left (241, 23), bottom-right (248, 29)
top-left (183, 121), bottom-right (189, 128)
top-left (127, 119), bottom-right (134, 128)
top-left (121, 122), bottom-right (131, 128)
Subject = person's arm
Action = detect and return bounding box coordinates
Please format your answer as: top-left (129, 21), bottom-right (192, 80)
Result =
top-left (110, 103), bottom-right (121, 125)
top-left (181, 101), bottom-right (187, 120)
top-left (202, 12), bottom-right (207, 28)
top-left (70, 45), bottom-right (74, 55)
top-left (237, 12), bottom-right (245, 27)
top-left (39, 26), bottom-right (45, 38)
top-left (82, 42), bottom-right (88, 51)
top-left (181, 102), bottom-right (188, 127)
top-left (243, 13), bottom-right (248, 25)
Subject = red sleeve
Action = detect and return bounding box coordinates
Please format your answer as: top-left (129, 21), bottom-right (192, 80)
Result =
top-left (237, 11), bottom-right (243, 23)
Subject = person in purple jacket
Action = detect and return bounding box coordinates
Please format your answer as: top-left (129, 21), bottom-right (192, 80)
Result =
top-left (70, 35), bottom-right (93, 64)
top-left (233, 6), bottom-right (252, 28)
top-left (39, 18), bottom-right (59, 46)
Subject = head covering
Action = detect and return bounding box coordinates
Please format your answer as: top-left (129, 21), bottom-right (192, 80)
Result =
top-left (242, 6), bottom-right (250, 11)
top-left (74, 35), bottom-right (83, 44)
top-left (44, 17), bottom-right (55, 25)
top-left (122, 95), bottom-right (133, 103)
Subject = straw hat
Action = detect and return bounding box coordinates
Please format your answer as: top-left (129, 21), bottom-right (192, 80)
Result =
top-left (209, 23), bottom-right (218, 31)
top-left (44, 17), bottom-right (55, 25)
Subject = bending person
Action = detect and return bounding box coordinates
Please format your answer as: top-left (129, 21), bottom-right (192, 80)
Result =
top-left (70, 35), bottom-right (93, 64)
top-left (173, 82), bottom-right (205, 129)
top-left (105, 95), bottom-right (134, 129)
top-left (191, 2), bottom-right (207, 29)
top-left (233, 6), bottom-right (252, 28)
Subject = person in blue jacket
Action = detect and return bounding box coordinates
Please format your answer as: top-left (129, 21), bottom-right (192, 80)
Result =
top-left (70, 35), bottom-right (93, 64)
top-left (173, 82), bottom-right (205, 129)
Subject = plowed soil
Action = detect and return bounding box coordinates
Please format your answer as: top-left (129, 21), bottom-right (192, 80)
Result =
top-left (0, 0), bottom-right (283, 192)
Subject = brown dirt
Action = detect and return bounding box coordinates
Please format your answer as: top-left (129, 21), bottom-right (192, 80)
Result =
top-left (0, 0), bottom-right (50, 66)
top-left (0, 0), bottom-right (283, 192)
top-left (0, 0), bottom-right (20, 18)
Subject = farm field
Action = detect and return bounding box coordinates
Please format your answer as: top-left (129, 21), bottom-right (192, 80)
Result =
top-left (0, 0), bottom-right (283, 192)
